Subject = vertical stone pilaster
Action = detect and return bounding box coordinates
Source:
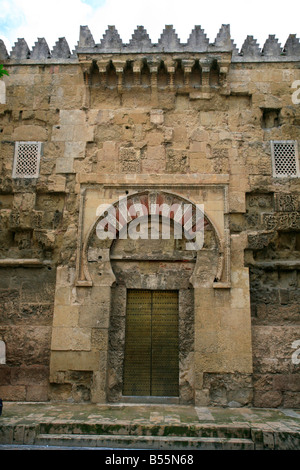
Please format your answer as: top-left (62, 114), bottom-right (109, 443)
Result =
top-left (166, 61), bottom-right (175, 90)
top-left (133, 60), bottom-right (142, 86)
top-left (199, 60), bottom-right (211, 87)
top-left (150, 64), bottom-right (159, 106)
top-left (97, 60), bottom-right (109, 87)
top-left (182, 59), bottom-right (195, 87)
top-left (193, 286), bottom-right (215, 405)
top-left (114, 61), bottom-right (126, 93)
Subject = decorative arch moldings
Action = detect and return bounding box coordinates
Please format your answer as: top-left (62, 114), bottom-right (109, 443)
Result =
top-left (76, 189), bottom-right (228, 287)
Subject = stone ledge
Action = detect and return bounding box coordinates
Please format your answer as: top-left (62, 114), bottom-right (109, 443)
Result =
top-left (213, 282), bottom-right (231, 289)
top-left (0, 259), bottom-right (51, 268)
top-left (246, 260), bottom-right (300, 269)
top-left (77, 173), bottom-right (230, 186)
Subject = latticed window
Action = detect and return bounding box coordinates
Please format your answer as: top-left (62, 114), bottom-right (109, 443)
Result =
top-left (12, 142), bottom-right (42, 178)
top-left (271, 140), bottom-right (300, 177)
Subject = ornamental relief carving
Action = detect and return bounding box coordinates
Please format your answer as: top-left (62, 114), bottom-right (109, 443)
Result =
top-left (247, 232), bottom-right (276, 250)
top-left (274, 193), bottom-right (300, 212)
top-left (262, 212), bottom-right (300, 231)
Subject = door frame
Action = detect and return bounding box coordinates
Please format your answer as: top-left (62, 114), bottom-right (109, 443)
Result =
top-left (107, 285), bottom-right (195, 404)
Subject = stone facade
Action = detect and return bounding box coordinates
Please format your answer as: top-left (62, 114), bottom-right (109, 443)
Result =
top-left (0, 25), bottom-right (299, 407)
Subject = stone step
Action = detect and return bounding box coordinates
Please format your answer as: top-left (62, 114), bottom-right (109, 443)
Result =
top-left (36, 433), bottom-right (255, 450)
top-left (39, 422), bottom-right (251, 440)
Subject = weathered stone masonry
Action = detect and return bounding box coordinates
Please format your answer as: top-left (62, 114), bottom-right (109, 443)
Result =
top-left (0, 25), bottom-right (299, 407)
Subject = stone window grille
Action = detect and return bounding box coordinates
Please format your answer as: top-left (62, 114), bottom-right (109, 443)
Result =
top-left (12, 142), bottom-right (42, 178)
top-left (271, 140), bottom-right (300, 177)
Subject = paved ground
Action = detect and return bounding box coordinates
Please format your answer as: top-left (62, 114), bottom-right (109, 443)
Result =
top-left (0, 402), bottom-right (300, 451)
top-left (0, 401), bottom-right (300, 427)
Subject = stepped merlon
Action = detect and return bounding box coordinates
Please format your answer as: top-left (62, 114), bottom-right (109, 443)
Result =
top-left (0, 25), bottom-right (299, 62)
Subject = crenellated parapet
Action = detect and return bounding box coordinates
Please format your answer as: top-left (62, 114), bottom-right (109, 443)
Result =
top-left (0, 39), bottom-right (9, 61)
top-left (0, 37), bottom-right (77, 64)
top-left (51, 37), bottom-right (72, 59)
top-left (235, 33), bottom-right (300, 62)
top-left (77, 24), bottom-right (235, 54)
top-left (10, 38), bottom-right (31, 60)
top-left (0, 24), bottom-right (299, 65)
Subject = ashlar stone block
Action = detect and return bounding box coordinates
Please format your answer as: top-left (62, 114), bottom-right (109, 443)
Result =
top-left (150, 109), bottom-right (164, 125)
top-left (50, 351), bottom-right (100, 372)
top-left (55, 157), bottom-right (74, 174)
top-left (51, 326), bottom-right (91, 351)
top-left (64, 141), bottom-right (86, 159)
top-left (12, 125), bottom-right (47, 141)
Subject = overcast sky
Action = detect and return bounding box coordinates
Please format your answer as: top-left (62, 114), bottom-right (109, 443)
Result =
top-left (0, 0), bottom-right (299, 53)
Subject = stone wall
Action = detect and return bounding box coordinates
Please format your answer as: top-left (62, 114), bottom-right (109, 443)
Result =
top-left (0, 25), bottom-right (299, 406)
top-left (0, 267), bottom-right (55, 401)
top-left (244, 192), bottom-right (300, 408)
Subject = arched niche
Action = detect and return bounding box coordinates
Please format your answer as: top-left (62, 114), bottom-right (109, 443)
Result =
top-left (81, 190), bottom-right (224, 288)
top-left (106, 216), bottom-right (201, 403)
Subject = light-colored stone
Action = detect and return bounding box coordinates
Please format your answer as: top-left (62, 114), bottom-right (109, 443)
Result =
top-left (0, 80), bottom-right (6, 104)
top-left (56, 157), bottom-right (74, 174)
top-left (64, 141), bottom-right (86, 159)
top-left (150, 109), bottom-right (164, 124)
top-left (12, 125), bottom-right (47, 141)
top-left (51, 327), bottom-right (91, 351)
top-left (1, 27), bottom-right (299, 408)
top-left (0, 340), bottom-right (6, 364)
